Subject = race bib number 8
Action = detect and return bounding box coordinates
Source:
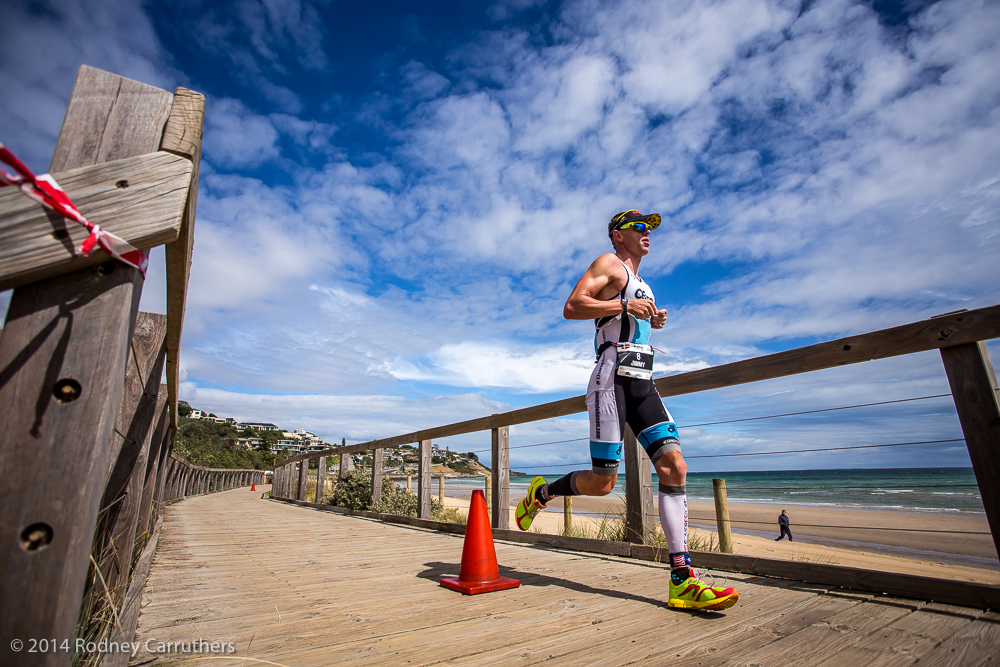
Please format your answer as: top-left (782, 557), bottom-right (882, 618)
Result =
top-left (616, 343), bottom-right (654, 380)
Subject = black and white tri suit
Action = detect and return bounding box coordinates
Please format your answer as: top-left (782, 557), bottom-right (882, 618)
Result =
top-left (586, 260), bottom-right (680, 475)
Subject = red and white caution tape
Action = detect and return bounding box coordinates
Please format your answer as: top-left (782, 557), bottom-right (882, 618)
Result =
top-left (0, 141), bottom-right (148, 275)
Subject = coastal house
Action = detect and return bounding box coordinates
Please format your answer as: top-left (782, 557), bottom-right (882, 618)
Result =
top-left (240, 422), bottom-right (280, 432)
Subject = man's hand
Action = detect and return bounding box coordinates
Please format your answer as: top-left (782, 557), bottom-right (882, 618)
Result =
top-left (650, 308), bottom-right (668, 329)
top-left (626, 298), bottom-right (659, 320)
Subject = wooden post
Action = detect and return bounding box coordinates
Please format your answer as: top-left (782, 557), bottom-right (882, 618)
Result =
top-left (485, 476), bottom-right (493, 520)
top-left (371, 449), bottom-right (384, 508)
top-left (623, 426), bottom-right (653, 544)
top-left (339, 452), bottom-right (350, 480)
top-left (940, 341), bottom-right (1000, 557)
top-left (713, 479), bottom-right (734, 553)
top-left (406, 475), bottom-right (412, 492)
top-left (298, 460), bottom-right (309, 501)
top-left (564, 496), bottom-right (573, 535)
top-left (418, 440), bottom-right (432, 519)
top-left (491, 425), bottom-right (510, 530)
top-left (0, 66), bottom-right (177, 658)
top-left (316, 456), bottom-right (327, 503)
top-left (438, 475), bottom-right (445, 505)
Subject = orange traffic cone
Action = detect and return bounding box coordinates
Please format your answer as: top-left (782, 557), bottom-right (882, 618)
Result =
top-left (251, 482), bottom-right (256, 491)
top-left (440, 489), bottom-right (520, 595)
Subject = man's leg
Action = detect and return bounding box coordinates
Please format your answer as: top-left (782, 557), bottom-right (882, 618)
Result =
top-left (514, 365), bottom-right (623, 530)
top-left (654, 450), bottom-right (689, 575)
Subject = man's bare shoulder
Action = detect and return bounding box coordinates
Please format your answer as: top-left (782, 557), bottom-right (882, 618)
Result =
top-left (588, 253), bottom-right (627, 283)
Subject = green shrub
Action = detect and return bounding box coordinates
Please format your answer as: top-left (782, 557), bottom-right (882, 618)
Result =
top-left (372, 485), bottom-right (420, 515)
top-left (327, 470), bottom-right (456, 520)
top-left (326, 469), bottom-right (380, 510)
top-left (432, 505), bottom-right (467, 524)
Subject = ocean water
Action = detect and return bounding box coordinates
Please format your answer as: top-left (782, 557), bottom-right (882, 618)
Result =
top-left (445, 467), bottom-right (984, 514)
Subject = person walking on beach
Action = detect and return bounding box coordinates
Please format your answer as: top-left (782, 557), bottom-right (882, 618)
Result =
top-left (775, 510), bottom-right (793, 541)
top-left (513, 209), bottom-right (739, 611)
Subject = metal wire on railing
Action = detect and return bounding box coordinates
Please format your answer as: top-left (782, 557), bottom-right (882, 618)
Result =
top-left (467, 392), bottom-right (956, 455)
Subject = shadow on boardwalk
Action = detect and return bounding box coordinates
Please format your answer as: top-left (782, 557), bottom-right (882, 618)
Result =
top-left (132, 488), bottom-right (1000, 666)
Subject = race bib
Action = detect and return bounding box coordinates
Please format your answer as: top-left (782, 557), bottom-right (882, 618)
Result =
top-left (616, 343), bottom-right (654, 380)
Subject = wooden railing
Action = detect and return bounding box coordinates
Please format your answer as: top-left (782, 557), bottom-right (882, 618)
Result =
top-left (162, 457), bottom-right (265, 504)
top-left (272, 304), bottom-right (1000, 608)
top-left (0, 65), bottom-right (258, 667)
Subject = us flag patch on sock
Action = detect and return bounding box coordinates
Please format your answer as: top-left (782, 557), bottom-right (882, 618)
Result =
top-left (669, 552), bottom-right (691, 568)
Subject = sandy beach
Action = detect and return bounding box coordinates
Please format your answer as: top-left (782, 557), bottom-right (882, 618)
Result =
top-left (438, 486), bottom-right (1000, 585)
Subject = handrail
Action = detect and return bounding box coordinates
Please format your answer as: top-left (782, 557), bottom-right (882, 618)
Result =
top-left (279, 304), bottom-right (1000, 466)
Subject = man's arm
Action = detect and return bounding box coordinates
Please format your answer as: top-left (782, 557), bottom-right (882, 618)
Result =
top-left (564, 253), bottom-right (663, 322)
top-left (563, 253), bottom-right (629, 320)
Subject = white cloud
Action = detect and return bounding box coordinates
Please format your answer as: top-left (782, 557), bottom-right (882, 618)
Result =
top-left (203, 98), bottom-right (281, 168)
top-left (386, 341), bottom-right (594, 392)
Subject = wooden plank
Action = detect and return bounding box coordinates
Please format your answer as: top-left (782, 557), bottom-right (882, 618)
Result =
top-left (916, 611), bottom-right (1000, 667)
top-left (0, 65), bottom-right (173, 664)
top-left (941, 341), bottom-right (1000, 558)
top-left (418, 439), bottom-right (431, 519)
top-left (278, 304), bottom-right (1000, 468)
top-left (95, 312), bottom-right (168, 610)
top-left (160, 87), bottom-right (204, 431)
top-left (723, 597), bottom-right (917, 666)
top-left (491, 426), bottom-right (510, 530)
top-left (0, 152), bottom-right (192, 290)
top-left (814, 605), bottom-right (978, 667)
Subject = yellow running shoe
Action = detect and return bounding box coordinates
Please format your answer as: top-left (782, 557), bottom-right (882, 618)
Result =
top-left (514, 476), bottom-right (548, 531)
top-left (668, 574), bottom-right (739, 610)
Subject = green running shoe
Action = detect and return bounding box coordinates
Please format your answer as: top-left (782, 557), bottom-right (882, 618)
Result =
top-left (515, 476), bottom-right (548, 531)
top-left (668, 574), bottom-right (739, 610)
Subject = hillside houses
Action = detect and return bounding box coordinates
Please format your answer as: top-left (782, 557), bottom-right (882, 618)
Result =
top-left (183, 407), bottom-right (329, 455)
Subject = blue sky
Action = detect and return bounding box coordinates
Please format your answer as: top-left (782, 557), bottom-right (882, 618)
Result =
top-left (2, 0), bottom-right (998, 473)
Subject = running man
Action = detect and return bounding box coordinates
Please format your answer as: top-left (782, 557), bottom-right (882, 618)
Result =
top-left (775, 510), bottom-right (793, 541)
top-left (515, 209), bottom-right (739, 611)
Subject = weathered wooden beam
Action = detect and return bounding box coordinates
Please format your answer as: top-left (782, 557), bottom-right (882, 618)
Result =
top-left (623, 426), bottom-right (653, 544)
top-left (297, 459), bottom-right (309, 501)
top-left (0, 64), bottom-right (172, 664)
top-left (278, 303), bottom-right (1000, 467)
top-left (653, 305), bottom-right (1000, 399)
top-left (371, 449), bottom-right (384, 507)
top-left (134, 389), bottom-right (168, 545)
top-left (418, 439), bottom-right (431, 519)
top-left (316, 456), bottom-right (327, 503)
top-left (491, 426), bottom-right (510, 530)
top-left (95, 312), bottom-right (167, 611)
top-left (0, 152), bottom-right (193, 291)
top-left (161, 87), bottom-right (204, 432)
top-left (940, 341), bottom-right (1000, 558)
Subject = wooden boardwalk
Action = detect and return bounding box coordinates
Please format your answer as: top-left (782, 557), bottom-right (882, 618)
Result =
top-left (132, 488), bottom-right (1000, 666)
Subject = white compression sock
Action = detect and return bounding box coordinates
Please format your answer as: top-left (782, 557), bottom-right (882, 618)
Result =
top-left (658, 488), bottom-right (689, 557)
